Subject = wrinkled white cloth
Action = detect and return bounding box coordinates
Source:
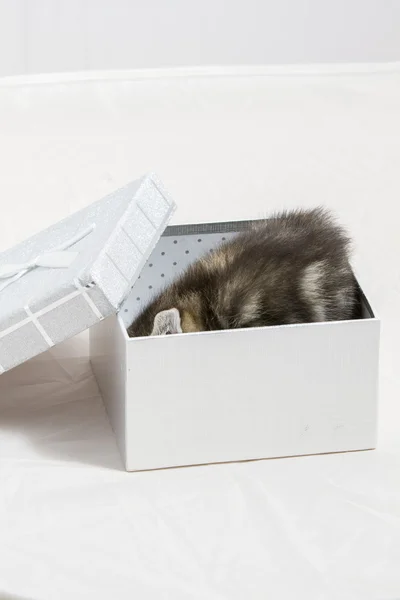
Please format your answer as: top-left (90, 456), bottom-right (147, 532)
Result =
top-left (0, 65), bottom-right (400, 600)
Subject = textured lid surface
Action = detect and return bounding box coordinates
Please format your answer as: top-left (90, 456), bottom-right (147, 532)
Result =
top-left (0, 173), bottom-right (175, 373)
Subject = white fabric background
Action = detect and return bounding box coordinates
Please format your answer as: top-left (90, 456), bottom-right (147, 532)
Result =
top-left (1, 0), bottom-right (400, 77)
top-left (0, 65), bottom-right (399, 599)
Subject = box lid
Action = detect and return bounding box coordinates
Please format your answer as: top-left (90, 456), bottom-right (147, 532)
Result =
top-left (0, 173), bottom-right (175, 373)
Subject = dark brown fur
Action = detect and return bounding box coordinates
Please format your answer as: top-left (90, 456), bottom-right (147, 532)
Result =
top-left (128, 208), bottom-right (359, 337)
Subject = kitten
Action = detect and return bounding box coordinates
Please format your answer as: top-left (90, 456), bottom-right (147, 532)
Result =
top-left (127, 208), bottom-right (360, 337)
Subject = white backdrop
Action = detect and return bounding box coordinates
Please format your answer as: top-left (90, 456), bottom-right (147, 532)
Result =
top-left (1, 3), bottom-right (400, 598)
top-left (0, 66), bottom-right (400, 599)
top-left (1, 0), bottom-right (400, 77)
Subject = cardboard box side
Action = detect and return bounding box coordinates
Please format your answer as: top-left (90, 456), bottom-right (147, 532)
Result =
top-left (90, 315), bottom-right (127, 467)
top-left (89, 174), bottom-right (176, 309)
top-left (123, 318), bottom-right (379, 471)
top-left (370, 317), bottom-right (381, 449)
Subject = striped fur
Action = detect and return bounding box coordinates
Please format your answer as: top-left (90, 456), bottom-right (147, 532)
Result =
top-left (128, 208), bottom-right (360, 337)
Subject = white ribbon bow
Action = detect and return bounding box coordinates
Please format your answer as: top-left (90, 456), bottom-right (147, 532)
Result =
top-left (0, 224), bottom-right (95, 293)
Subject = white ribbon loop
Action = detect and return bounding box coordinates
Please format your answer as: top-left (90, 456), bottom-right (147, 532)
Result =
top-left (0, 251), bottom-right (79, 279)
top-left (0, 224), bottom-right (95, 292)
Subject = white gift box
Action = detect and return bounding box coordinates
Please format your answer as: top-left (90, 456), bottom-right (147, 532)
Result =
top-left (90, 220), bottom-right (380, 472)
top-left (0, 173), bottom-right (175, 373)
top-left (0, 170), bottom-right (379, 472)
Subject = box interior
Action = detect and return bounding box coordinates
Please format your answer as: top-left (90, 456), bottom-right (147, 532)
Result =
top-left (121, 220), bottom-right (374, 331)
